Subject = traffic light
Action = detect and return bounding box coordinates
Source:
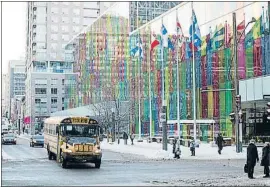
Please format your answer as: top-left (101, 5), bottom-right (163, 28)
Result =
top-left (267, 102), bottom-right (270, 121)
top-left (229, 112), bottom-right (235, 123)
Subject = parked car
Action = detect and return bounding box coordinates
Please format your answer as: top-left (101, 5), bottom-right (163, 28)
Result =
top-left (30, 135), bottom-right (44, 147)
top-left (2, 133), bottom-right (16, 145)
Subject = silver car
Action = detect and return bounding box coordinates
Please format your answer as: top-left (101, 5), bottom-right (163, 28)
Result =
top-left (2, 133), bottom-right (16, 145)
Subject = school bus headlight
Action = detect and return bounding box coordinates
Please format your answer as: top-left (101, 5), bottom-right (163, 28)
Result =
top-left (65, 149), bottom-right (72, 153)
top-left (95, 149), bottom-right (101, 153)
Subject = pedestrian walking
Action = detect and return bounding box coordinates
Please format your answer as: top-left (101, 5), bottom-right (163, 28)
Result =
top-left (246, 139), bottom-right (259, 179)
top-left (190, 139), bottom-right (195, 156)
top-left (261, 142), bottom-right (270, 178)
top-left (216, 133), bottom-right (225, 155)
top-left (130, 133), bottom-right (135, 145)
top-left (175, 138), bottom-right (181, 159)
top-left (172, 139), bottom-right (176, 157)
top-left (123, 132), bottom-right (128, 145)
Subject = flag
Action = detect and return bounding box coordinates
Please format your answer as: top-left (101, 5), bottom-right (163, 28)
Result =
top-left (131, 37), bottom-right (143, 59)
top-left (237, 20), bottom-right (245, 41)
top-left (151, 33), bottom-right (160, 51)
top-left (176, 16), bottom-right (185, 46)
top-left (161, 24), bottom-right (168, 48)
top-left (252, 16), bottom-right (261, 40)
top-left (161, 24), bottom-right (174, 50)
top-left (189, 9), bottom-right (201, 50)
top-left (213, 24), bottom-right (225, 50)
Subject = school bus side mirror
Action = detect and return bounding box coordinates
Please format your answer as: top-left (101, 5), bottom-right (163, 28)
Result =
top-left (56, 126), bottom-right (59, 134)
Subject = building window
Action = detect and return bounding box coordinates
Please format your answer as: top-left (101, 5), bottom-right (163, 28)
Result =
top-left (62, 79), bottom-right (64, 85)
top-left (62, 107), bottom-right (65, 110)
top-left (35, 88), bottom-right (47, 94)
top-left (51, 7), bottom-right (59, 14)
top-left (51, 79), bottom-right (57, 85)
top-left (51, 16), bottom-right (59, 23)
top-left (62, 34), bottom-right (69, 41)
top-left (72, 26), bottom-right (80, 33)
top-left (51, 98), bottom-right (57, 104)
top-left (35, 99), bottom-right (41, 104)
top-left (51, 25), bottom-right (58, 32)
top-left (51, 34), bottom-right (58, 41)
top-left (72, 17), bottom-right (80, 24)
top-left (35, 79), bottom-right (47, 85)
top-left (51, 88), bottom-right (57, 94)
top-left (62, 17), bottom-right (69, 23)
top-left (73, 9), bottom-right (80, 16)
top-left (62, 8), bottom-right (68, 14)
top-left (62, 97), bottom-right (64, 103)
top-left (61, 25), bottom-right (69, 32)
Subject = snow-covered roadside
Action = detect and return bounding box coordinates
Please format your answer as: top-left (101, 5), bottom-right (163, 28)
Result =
top-left (101, 139), bottom-right (263, 160)
top-left (17, 134), bottom-right (31, 141)
top-left (2, 150), bottom-right (15, 160)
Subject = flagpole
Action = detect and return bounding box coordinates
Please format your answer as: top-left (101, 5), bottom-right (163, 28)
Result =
top-left (161, 17), bottom-right (167, 151)
top-left (137, 1), bottom-right (142, 141)
top-left (191, 2), bottom-right (197, 142)
top-left (176, 9), bottom-right (181, 140)
top-left (149, 32), bottom-right (153, 139)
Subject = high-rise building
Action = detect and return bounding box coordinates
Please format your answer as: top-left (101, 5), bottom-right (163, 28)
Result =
top-left (25, 2), bottom-right (110, 134)
top-left (2, 74), bottom-right (8, 117)
top-left (6, 60), bottom-right (26, 120)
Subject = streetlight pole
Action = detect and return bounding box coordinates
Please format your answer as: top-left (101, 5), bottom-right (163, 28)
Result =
top-left (232, 13), bottom-right (256, 153)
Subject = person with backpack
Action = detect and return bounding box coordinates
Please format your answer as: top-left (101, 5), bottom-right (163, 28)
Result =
top-left (190, 139), bottom-right (195, 156)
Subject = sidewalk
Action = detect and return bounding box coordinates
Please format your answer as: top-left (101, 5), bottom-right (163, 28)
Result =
top-left (17, 133), bottom-right (31, 140)
top-left (101, 139), bottom-right (263, 160)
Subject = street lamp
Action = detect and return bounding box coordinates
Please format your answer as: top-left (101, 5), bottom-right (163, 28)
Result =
top-left (232, 13), bottom-right (256, 153)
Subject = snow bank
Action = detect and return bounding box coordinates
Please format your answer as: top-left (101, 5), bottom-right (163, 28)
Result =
top-left (101, 139), bottom-right (263, 160)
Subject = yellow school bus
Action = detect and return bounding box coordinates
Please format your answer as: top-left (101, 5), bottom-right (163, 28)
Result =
top-left (44, 116), bottom-right (103, 169)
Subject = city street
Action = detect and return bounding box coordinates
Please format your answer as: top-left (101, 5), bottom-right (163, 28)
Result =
top-left (2, 137), bottom-right (270, 186)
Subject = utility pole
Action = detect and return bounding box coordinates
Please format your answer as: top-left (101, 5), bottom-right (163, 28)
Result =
top-left (233, 12), bottom-right (241, 153)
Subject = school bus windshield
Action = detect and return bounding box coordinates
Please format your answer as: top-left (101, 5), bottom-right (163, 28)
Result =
top-left (60, 124), bottom-right (99, 137)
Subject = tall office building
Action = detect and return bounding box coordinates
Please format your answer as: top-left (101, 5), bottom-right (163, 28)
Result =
top-left (6, 60), bottom-right (26, 121)
top-left (25, 2), bottom-right (110, 134)
top-left (2, 74), bottom-right (8, 117)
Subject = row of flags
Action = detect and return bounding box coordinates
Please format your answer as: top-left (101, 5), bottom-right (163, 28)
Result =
top-left (131, 6), bottom-right (269, 59)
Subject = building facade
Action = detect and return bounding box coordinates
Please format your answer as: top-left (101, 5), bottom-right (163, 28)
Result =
top-left (65, 2), bottom-right (270, 141)
top-left (2, 74), bottom-right (8, 117)
top-left (25, 2), bottom-right (111, 134)
top-left (6, 60), bottom-right (26, 120)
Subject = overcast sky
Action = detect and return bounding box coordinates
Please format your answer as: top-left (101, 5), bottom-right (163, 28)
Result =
top-left (2, 2), bottom-right (27, 74)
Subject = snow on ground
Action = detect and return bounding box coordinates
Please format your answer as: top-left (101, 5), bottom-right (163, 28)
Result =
top-left (2, 150), bottom-right (15, 160)
top-left (101, 139), bottom-right (263, 160)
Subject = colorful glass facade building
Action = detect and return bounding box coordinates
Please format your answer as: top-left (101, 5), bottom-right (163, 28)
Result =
top-left (65, 2), bottom-right (270, 141)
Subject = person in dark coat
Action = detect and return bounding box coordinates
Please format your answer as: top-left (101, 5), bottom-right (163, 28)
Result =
top-left (246, 139), bottom-right (259, 179)
top-left (172, 139), bottom-right (176, 157)
top-left (216, 133), bottom-right (225, 154)
top-left (261, 142), bottom-right (270, 178)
